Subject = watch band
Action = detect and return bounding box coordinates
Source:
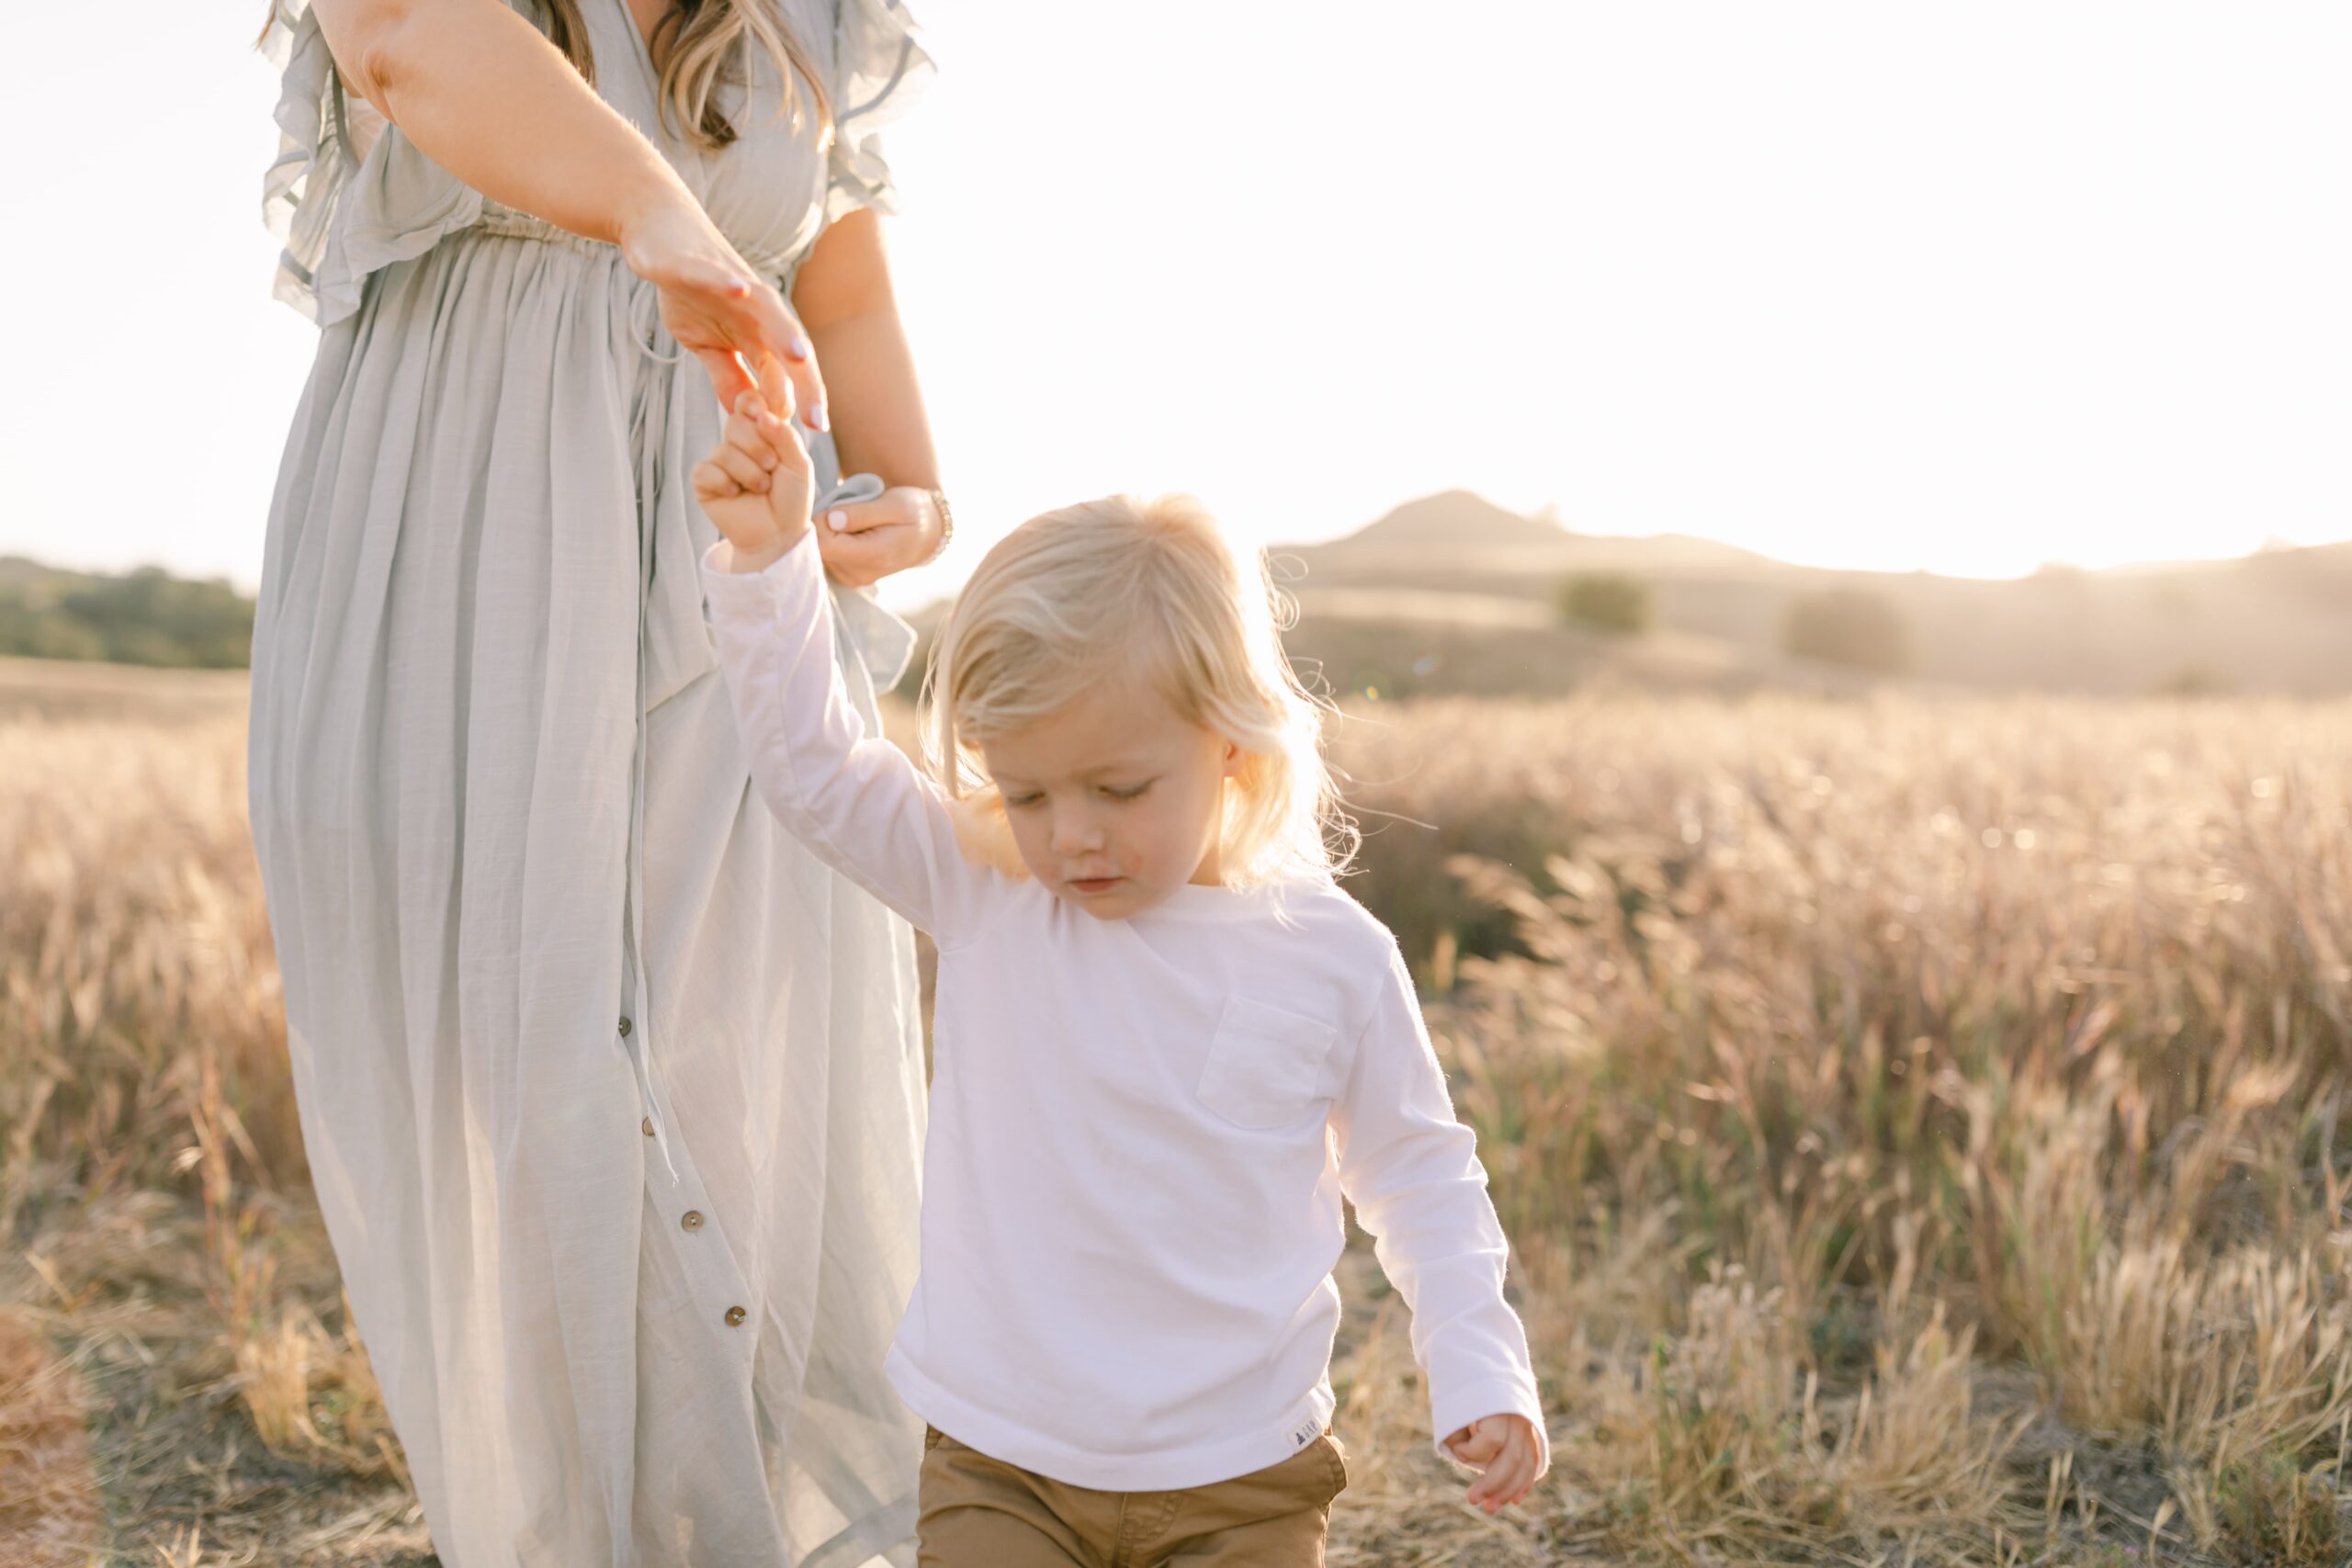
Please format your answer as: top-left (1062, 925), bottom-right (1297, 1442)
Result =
top-left (924, 488), bottom-right (955, 565)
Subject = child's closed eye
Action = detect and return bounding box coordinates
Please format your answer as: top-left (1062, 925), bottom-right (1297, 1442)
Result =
top-left (1000, 781), bottom-right (1152, 808)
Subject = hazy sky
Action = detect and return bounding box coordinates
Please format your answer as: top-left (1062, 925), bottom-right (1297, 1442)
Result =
top-left (3, 2), bottom-right (2346, 606)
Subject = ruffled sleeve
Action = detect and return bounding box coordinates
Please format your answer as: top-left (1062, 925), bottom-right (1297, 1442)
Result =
top-left (821, 0), bottom-right (936, 226)
top-left (258, 0), bottom-right (488, 327)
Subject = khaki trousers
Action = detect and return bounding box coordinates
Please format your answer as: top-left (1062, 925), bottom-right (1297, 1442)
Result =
top-left (915, 1425), bottom-right (1349, 1567)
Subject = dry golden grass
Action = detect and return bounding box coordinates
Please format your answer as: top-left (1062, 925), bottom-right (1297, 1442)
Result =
top-left (0, 1308), bottom-right (101, 1565)
top-left (4, 679), bottom-right (2347, 1564)
top-left (1324, 694), bottom-right (2352, 1564)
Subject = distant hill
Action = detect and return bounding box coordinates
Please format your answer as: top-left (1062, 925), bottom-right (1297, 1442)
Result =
top-left (1344, 491), bottom-right (1570, 550)
top-left (0, 557), bottom-right (254, 670)
top-left (1277, 497), bottom-right (2352, 700)
top-left (1303, 491), bottom-right (1776, 580)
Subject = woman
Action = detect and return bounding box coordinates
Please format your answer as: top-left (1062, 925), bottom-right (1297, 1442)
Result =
top-left (247, 2), bottom-right (941, 1562)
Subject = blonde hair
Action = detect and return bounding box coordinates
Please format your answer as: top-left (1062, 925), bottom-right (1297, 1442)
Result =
top-left (256, 0), bottom-right (830, 154)
top-left (922, 495), bottom-right (1354, 890)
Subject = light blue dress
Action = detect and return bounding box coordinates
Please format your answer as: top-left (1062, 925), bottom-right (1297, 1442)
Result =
top-left (247, 3), bottom-right (933, 1562)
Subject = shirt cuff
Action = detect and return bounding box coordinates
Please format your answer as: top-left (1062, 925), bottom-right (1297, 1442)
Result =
top-left (700, 527), bottom-right (819, 592)
top-left (698, 530), bottom-right (920, 694)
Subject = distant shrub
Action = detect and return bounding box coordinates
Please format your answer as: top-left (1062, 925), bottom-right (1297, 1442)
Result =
top-left (2154, 665), bottom-right (2232, 698)
top-left (0, 567), bottom-right (254, 669)
top-left (1781, 588), bottom-right (1910, 674)
top-left (1555, 572), bottom-right (1653, 636)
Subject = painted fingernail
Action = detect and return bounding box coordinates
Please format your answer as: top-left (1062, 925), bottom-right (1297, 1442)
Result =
top-left (828, 510), bottom-right (848, 532)
top-left (788, 334), bottom-right (812, 360)
top-left (808, 404), bottom-right (830, 433)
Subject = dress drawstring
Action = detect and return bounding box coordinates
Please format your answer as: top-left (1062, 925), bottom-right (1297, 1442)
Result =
top-left (625, 279), bottom-right (685, 1183)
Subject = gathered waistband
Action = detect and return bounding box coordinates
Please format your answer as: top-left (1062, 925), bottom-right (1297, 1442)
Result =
top-left (469, 201), bottom-right (799, 284)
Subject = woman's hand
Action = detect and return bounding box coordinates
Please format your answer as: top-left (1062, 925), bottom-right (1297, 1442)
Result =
top-left (692, 389), bottom-right (814, 575)
top-left (619, 197), bottom-right (830, 433)
top-left (814, 487), bottom-right (946, 590)
top-left (1442, 1413), bottom-right (1546, 1513)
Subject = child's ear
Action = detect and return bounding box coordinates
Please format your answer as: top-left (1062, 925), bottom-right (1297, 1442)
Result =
top-left (1220, 738), bottom-right (1246, 779)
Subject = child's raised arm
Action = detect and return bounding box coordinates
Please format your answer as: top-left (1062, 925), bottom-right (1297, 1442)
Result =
top-left (695, 389), bottom-right (991, 943)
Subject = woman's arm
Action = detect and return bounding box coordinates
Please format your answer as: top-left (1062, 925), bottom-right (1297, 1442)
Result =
top-left (315, 0), bottom-right (681, 254)
top-left (795, 210), bottom-right (937, 489)
top-left (307, 0), bottom-right (824, 416)
top-left (790, 208), bottom-right (946, 587)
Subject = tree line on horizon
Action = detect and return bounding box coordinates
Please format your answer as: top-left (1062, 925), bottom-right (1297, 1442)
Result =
top-left (1557, 570), bottom-right (1913, 674)
top-left (0, 559), bottom-right (254, 670)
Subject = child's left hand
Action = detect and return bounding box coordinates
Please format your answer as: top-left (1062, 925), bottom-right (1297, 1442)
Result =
top-left (1442, 1412), bottom-right (1545, 1513)
top-left (691, 357), bottom-right (815, 573)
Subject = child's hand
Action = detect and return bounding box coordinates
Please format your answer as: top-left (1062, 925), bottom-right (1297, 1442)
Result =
top-left (691, 357), bottom-right (814, 573)
top-left (1442, 1412), bottom-right (1545, 1513)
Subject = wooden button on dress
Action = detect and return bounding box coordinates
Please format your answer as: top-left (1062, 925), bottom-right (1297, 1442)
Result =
top-left (681, 1210), bottom-right (705, 1232)
top-left (724, 1305), bottom-right (747, 1327)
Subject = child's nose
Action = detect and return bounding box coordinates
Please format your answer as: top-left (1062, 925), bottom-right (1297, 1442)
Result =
top-left (1049, 809), bottom-right (1102, 856)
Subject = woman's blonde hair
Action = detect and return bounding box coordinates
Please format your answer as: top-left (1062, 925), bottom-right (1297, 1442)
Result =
top-left (256, 1), bottom-right (830, 153)
top-left (922, 494), bottom-right (1354, 891)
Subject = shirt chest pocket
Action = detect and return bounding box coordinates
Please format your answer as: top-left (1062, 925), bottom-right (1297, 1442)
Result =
top-left (1196, 995), bottom-right (1340, 1131)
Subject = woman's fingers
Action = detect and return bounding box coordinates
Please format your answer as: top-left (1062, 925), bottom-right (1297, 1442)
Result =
top-left (742, 286), bottom-right (828, 432)
top-left (691, 349), bottom-right (749, 412)
top-left (820, 494), bottom-right (907, 536)
top-left (814, 522), bottom-right (914, 590)
top-left (752, 351), bottom-right (797, 430)
top-left (659, 272), bottom-right (815, 423)
top-left (694, 255), bottom-right (752, 299)
top-left (628, 199), bottom-right (827, 422)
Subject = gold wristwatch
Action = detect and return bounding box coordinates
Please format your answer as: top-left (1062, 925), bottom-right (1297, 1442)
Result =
top-left (924, 488), bottom-right (955, 565)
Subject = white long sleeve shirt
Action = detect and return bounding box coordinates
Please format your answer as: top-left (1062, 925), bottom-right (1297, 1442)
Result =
top-left (701, 529), bottom-right (1546, 1490)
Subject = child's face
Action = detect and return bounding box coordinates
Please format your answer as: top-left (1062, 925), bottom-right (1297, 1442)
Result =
top-left (979, 681), bottom-right (1242, 920)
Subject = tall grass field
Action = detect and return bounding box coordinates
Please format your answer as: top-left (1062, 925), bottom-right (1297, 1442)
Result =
top-left (3, 659), bottom-right (2347, 1565)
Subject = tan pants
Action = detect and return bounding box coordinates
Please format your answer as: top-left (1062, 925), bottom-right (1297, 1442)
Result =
top-left (915, 1425), bottom-right (1349, 1568)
